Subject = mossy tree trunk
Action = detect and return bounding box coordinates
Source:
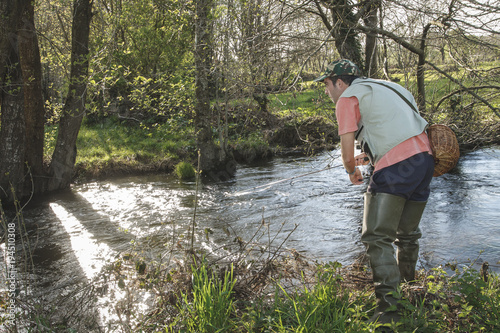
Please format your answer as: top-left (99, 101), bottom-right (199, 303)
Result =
top-left (194, 0), bottom-right (232, 175)
top-left (0, 0), bottom-right (31, 203)
top-left (47, 0), bottom-right (92, 192)
top-left (19, 1), bottom-right (46, 195)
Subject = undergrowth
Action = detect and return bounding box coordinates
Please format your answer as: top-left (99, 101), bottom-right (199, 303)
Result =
top-left (1, 194), bottom-right (499, 332)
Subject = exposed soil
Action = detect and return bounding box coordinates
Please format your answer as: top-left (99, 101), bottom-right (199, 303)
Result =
top-left (226, 106), bottom-right (339, 164)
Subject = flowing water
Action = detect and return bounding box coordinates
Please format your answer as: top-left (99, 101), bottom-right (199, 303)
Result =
top-left (1, 146), bottom-right (499, 329)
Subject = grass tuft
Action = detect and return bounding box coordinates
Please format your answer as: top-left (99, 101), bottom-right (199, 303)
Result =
top-left (175, 161), bottom-right (196, 180)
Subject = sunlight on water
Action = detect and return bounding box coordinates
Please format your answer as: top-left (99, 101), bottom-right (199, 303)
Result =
top-left (77, 181), bottom-right (186, 237)
top-left (49, 203), bottom-right (112, 280)
top-left (48, 202), bottom-right (159, 329)
top-left (5, 147), bottom-right (497, 330)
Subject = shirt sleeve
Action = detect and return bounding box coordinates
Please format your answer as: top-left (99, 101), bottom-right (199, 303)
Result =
top-left (335, 96), bottom-right (361, 136)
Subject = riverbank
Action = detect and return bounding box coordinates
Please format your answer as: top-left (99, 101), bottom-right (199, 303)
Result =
top-left (8, 232), bottom-right (498, 332)
top-left (128, 249), bottom-right (500, 332)
top-left (63, 110), bottom-right (340, 184)
top-left (64, 112), bottom-right (499, 185)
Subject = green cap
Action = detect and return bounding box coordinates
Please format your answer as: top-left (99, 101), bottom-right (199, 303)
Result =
top-left (314, 59), bottom-right (362, 82)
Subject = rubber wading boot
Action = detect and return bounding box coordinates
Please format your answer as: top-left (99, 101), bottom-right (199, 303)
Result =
top-left (395, 200), bottom-right (427, 283)
top-left (362, 192), bottom-right (407, 324)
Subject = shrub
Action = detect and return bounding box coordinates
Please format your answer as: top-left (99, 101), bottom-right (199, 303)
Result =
top-left (175, 161), bottom-right (196, 180)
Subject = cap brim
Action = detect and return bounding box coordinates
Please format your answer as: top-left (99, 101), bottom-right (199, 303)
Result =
top-left (313, 74), bottom-right (328, 82)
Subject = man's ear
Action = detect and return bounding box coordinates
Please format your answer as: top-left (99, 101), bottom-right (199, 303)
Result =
top-left (336, 79), bottom-right (347, 89)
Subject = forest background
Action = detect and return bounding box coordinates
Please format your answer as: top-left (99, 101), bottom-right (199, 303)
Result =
top-left (1, 1), bottom-right (500, 332)
top-left (0, 0), bottom-right (499, 203)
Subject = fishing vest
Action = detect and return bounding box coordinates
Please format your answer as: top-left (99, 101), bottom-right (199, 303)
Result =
top-left (341, 78), bottom-right (428, 164)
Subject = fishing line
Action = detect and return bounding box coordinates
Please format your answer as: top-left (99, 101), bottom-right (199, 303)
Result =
top-left (228, 151), bottom-right (371, 197)
top-left (229, 163), bottom-right (344, 197)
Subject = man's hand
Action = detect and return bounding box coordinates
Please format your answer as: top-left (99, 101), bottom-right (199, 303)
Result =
top-left (340, 133), bottom-right (366, 185)
top-left (348, 168), bottom-right (363, 185)
top-left (355, 153), bottom-right (370, 166)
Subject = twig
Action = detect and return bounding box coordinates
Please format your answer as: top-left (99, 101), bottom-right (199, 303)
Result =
top-left (190, 150), bottom-right (201, 254)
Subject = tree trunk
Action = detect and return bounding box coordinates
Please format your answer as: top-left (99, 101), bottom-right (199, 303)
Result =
top-left (19, 1), bottom-right (46, 194)
top-left (315, 0), bottom-right (363, 68)
top-left (194, 0), bottom-right (231, 176)
top-left (47, 0), bottom-right (92, 191)
top-left (0, 1), bottom-right (28, 82)
top-left (363, 0), bottom-right (380, 77)
top-left (416, 23), bottom-right (431, 114)
top-left (0, 0), bottom-right (30, 203)
top-left (0, 52), bottom-right (26, 202)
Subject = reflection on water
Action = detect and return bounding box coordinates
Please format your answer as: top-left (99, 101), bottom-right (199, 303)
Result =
top-left (29, 148), bottom-right (500, 273)
top-left (1, 147), bottom-right (499, 328)
top-left (49, 203), bottom-right (112, 280)
top-left (422, 148), bottom-right (500, 269)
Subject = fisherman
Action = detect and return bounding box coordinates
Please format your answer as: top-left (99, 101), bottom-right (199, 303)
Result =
top-left (314, 59), bottom-right (434, 325)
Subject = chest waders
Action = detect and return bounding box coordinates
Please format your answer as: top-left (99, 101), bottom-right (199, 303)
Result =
top-left (362, 192), bottom-right (427, 324)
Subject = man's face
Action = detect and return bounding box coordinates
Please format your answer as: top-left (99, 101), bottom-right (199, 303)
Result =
top-left (323, 77), bottom-right (345, 104)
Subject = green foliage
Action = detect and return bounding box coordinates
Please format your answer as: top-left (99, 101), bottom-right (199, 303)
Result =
top-left (264, 262), bottom-right (374, 332)
top-left (171, 260), bottom-right (236, 333)
top-left (449, 266), bottom-right (500, 330)
top-left (128, 72), bottom-right (196, 118)
top-left (43, 125), bottom-right (58, 160)
top-left (65, 117), bottom-right (195, 172)
top-left (86, 62), bottom-right (196, 121)
top-left (35, 0), bottom-right (72, 106)
top-left (175, 161), bottom-right (196, 180)
top-left (269, 88), bottom-right (334, 120)
top-left (231, 131), bottom-right (269, 151)
top-left (394, 265), bottom-right (500, 333)
top-left (87, 0), bottom-right (196, 121)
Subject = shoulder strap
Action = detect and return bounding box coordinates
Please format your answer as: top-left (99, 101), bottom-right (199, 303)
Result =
top-left (367, 80), bottom-right (419, 114)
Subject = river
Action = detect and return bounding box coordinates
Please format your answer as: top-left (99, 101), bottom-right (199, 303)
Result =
top-left (1, 146), bottom-right (499, 330)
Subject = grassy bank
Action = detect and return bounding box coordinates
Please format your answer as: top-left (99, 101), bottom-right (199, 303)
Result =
top-left (44, 116), bottom-right (197, 182)
top-left (6, 209), bottom-right (498, 332)
top-left (43, 90), bottom-right (340, 182)
top-left (147, 255), bottom-right (500, 333)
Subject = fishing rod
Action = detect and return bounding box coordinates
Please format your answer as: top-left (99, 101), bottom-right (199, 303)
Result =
top-left (229, 155), bottom-right (371, 197)
top-left (230, 163), bottom-right (344, 197)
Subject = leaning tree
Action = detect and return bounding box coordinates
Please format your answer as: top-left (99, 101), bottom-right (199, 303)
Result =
top-left (0, 0), bottom-right (93, 204)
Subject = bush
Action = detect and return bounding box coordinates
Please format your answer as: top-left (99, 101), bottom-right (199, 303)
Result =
top-left (175, 161), bottom-right (196, 180)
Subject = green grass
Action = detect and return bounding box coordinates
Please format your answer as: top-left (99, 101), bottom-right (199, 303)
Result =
top-left (158, 258), bottom-right (500, 333)
top-left (175, 161), bottom-right (196, 180)
top-left (265, 263), bottom-right (375, 332)
top-left (268, 87), bottom-right (335, 120)
top-left (44, 116), bottom-right (196, 169)
top-left (168, 260), bottom-right (237, 332)
top-left (42, 61), bottom-right (499, 178)
top-left (76, 118), bottom-right (195, 162)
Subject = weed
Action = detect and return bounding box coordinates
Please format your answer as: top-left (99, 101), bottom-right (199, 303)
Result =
top-left (169, 259), bottom-right (236, 333)
top-left (175, 161), bottom-right (196, 180)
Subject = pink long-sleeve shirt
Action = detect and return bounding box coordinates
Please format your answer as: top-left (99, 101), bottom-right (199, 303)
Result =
top-left (336, 96), bottom-right (432, 173)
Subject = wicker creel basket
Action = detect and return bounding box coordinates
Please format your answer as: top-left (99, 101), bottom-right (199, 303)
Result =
top-left (427, 124), bottom-right (460, 177)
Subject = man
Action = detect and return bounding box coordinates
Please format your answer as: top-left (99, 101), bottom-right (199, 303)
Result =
top-left (314, 59), bottom-right (434, 324)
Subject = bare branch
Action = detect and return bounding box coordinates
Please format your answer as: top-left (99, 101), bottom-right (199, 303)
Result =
top-left (426, 61), bottom-right (500, 118)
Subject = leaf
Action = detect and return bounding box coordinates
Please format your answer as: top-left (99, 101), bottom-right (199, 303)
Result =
top-left (204, 227), bottom-right (213, 241)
